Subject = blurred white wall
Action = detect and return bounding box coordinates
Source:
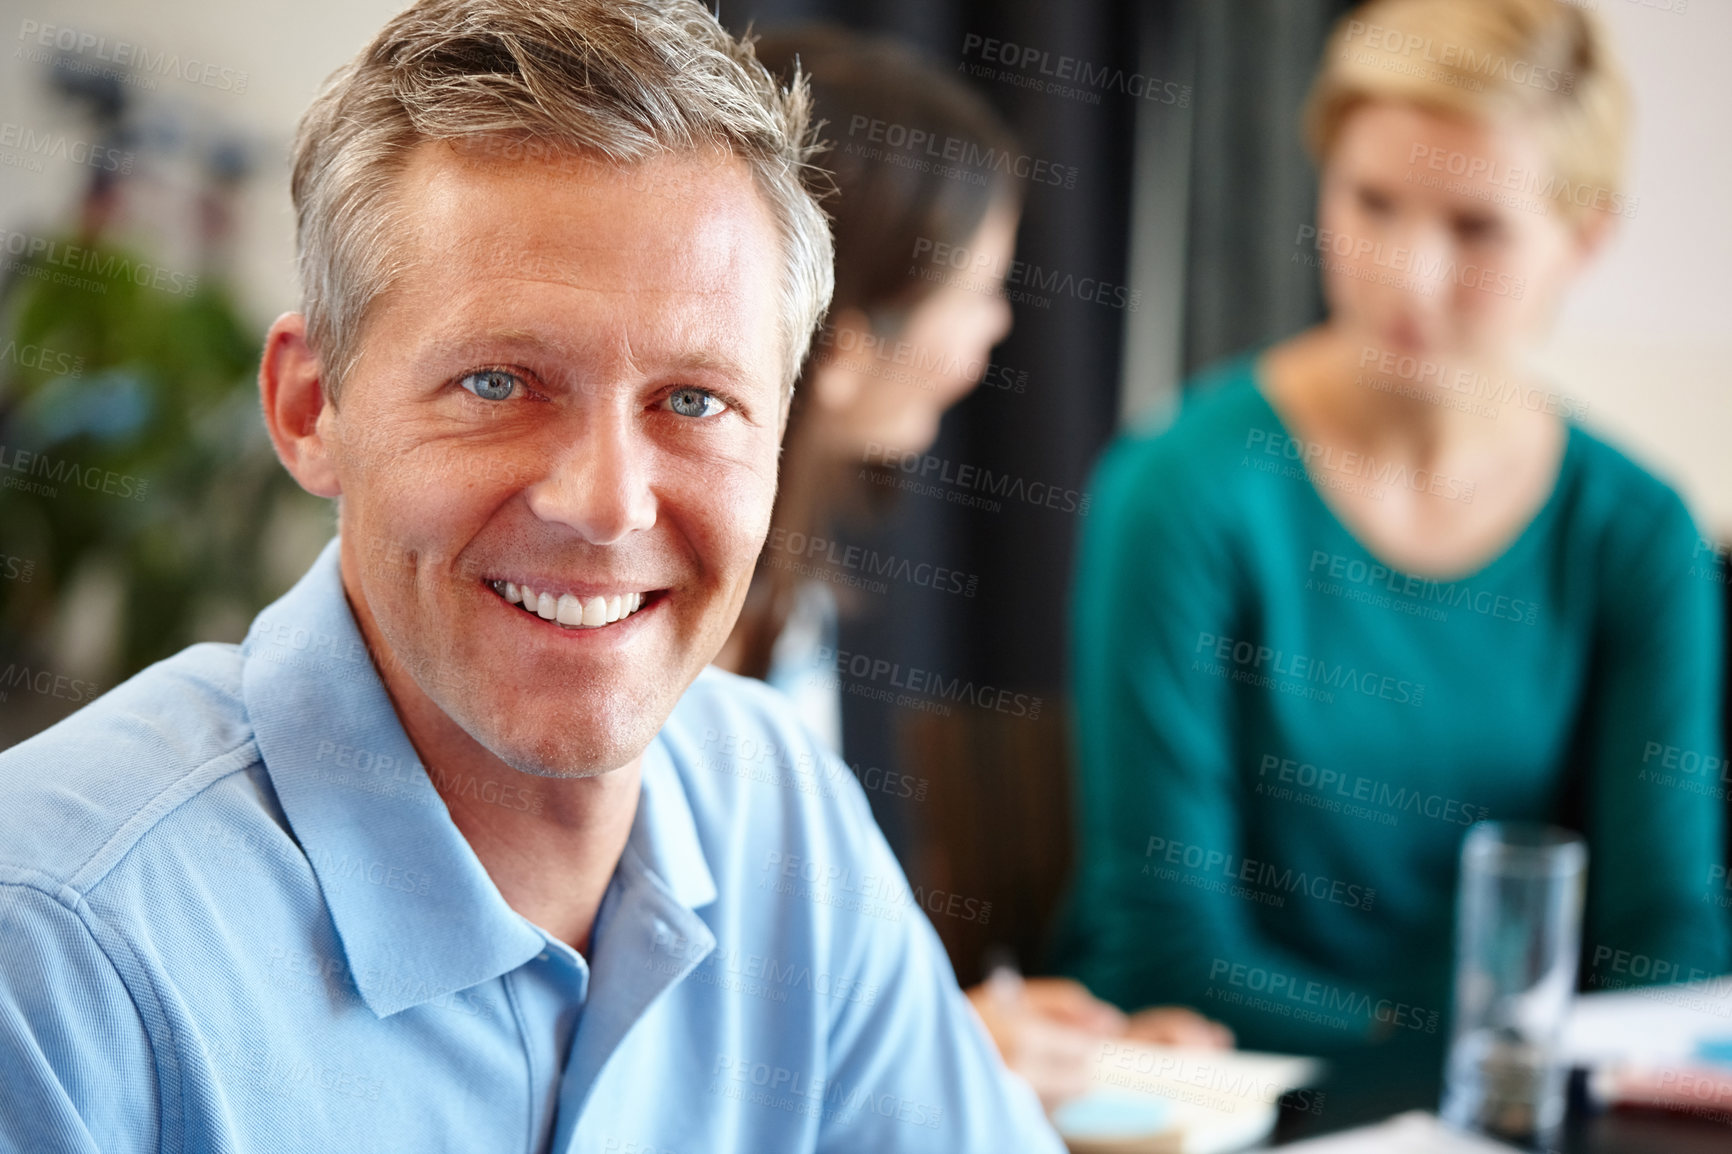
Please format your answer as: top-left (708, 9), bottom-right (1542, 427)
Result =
top-left (1535, 0), bottom-right (1732, 536)
top-left (0, 0), bottom-right (403, 332)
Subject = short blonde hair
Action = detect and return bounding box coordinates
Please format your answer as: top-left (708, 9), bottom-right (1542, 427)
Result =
top-left (292, 0), bottom-right (834, 401)
top-left (1304, 0), bottom-right (1628, 220)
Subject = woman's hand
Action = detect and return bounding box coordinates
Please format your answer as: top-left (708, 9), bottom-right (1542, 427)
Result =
top-left (964, 973), bottom-right (1232, 1110)
top-left (966, 975), bottom-right (1113, 1109)
top-left (1123, 1005), bottom-right (1235, 1049)
top-left (1006, 975), bottom-right (1128, 1035)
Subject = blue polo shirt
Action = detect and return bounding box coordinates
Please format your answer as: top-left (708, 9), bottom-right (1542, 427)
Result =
top-left (0, 539), bottom-right (1059, 1153)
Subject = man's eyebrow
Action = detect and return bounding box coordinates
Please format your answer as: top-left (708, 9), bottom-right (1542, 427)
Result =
top-left (423, 329), bottom-right (761, 384)
top-left (421, 328), bottom-right (582, 364)
top-left (663, 348), bottom-right (758, 384)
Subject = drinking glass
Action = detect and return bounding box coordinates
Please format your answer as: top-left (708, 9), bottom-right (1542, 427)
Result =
top-left (1440, 821), bottom-right (1587, 1148)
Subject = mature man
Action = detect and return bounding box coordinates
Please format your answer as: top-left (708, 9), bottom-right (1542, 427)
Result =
top-left (0, 1), bottom-right (1061, 1149)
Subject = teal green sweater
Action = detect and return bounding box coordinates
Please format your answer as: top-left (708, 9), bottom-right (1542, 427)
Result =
top-left (1055, 356), bottom-right (1728, 1057)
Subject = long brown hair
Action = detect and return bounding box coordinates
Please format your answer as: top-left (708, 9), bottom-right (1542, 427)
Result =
top-left (732, 27), bottom-right (1022, 679)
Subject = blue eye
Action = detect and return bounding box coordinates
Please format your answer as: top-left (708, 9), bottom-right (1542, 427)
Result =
top-left (667, 387), bottom-right (727, 418)
top-left (460, 370), bottom-right (518, 401)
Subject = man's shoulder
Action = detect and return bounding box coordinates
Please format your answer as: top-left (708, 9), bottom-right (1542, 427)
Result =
top-left (0, 642), bottom-right (261, 892)
top-left (658, 666), bottom-right (875, 842)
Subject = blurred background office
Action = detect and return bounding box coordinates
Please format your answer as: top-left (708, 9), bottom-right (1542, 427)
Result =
top-left (1, 0), bottom-right (1727, 1010)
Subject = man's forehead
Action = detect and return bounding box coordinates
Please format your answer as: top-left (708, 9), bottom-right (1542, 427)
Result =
top-left (383, 142), bottom-right (771, 304)
top-left (402, 137), bottom-right (757, 231)
top-left (370, 139), bottom-right (784, 376)
top-left (438, 135), bottom-right (739, 193)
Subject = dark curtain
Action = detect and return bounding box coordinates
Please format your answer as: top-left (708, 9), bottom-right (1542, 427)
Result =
top-left (1178, 0), bottom-right (1351, 376)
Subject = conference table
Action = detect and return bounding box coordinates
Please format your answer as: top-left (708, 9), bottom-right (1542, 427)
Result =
top-left (1268, 1048), bottom-right (1731, 1151)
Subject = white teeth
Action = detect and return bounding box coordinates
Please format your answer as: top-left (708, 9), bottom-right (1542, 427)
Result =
top-left (495, 581), bottom-right (648, 627)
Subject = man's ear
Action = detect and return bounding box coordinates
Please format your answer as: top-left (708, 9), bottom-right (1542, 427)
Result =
top-left (259, 313), bottom-right (342, 499)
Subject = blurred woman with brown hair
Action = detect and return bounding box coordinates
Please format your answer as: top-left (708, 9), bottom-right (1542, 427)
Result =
top-left (729, 27), bottom-right (1229, 1107)
top-left (719, 27), bottom-right (1022, 747)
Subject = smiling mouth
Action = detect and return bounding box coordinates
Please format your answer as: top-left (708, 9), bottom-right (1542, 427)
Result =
top-left (485, 578), bottom-right (654, 629)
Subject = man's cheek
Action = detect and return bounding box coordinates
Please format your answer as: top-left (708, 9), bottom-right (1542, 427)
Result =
top-left (330, 412), bottom-right (440, 508)
top-left (700, 431), bottom-right (781, 533)
top-left (670, 459), bottom-right (776, 597)
top-left (722, 480), bottom-right (781, 578)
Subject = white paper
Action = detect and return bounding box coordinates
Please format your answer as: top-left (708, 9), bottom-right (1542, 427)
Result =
top-left (1057, 1042), bottom-right (1322, 1153)
top-left (1561, 977), bottom-right (1732, 1065)
top-left (1276, 1111), bottom-right (1527, 1153)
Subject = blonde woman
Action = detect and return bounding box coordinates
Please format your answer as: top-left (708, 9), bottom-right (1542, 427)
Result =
top-left (1057, 0), bottom-right (1726, 1060)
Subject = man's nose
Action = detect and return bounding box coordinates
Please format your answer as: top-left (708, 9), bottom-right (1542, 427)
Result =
top-left (522, 411), bottom-right (657, 545)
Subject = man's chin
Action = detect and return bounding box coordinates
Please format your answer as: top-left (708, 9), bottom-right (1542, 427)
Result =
top-left (473, 714), bottom-right (651, 780)
top-left (494, 751), bottom-right (630, 781)
top-left (426, 684), bottom-right (653, 780)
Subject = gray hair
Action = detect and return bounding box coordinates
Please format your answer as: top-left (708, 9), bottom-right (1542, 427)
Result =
top-left (292, 0), bottom-right (835, 402)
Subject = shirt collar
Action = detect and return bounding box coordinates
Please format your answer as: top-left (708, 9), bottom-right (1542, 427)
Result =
top-left (240, 537), bottom-right (716, 1017)
top-left (632, 739), bottom-right (717, 911)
